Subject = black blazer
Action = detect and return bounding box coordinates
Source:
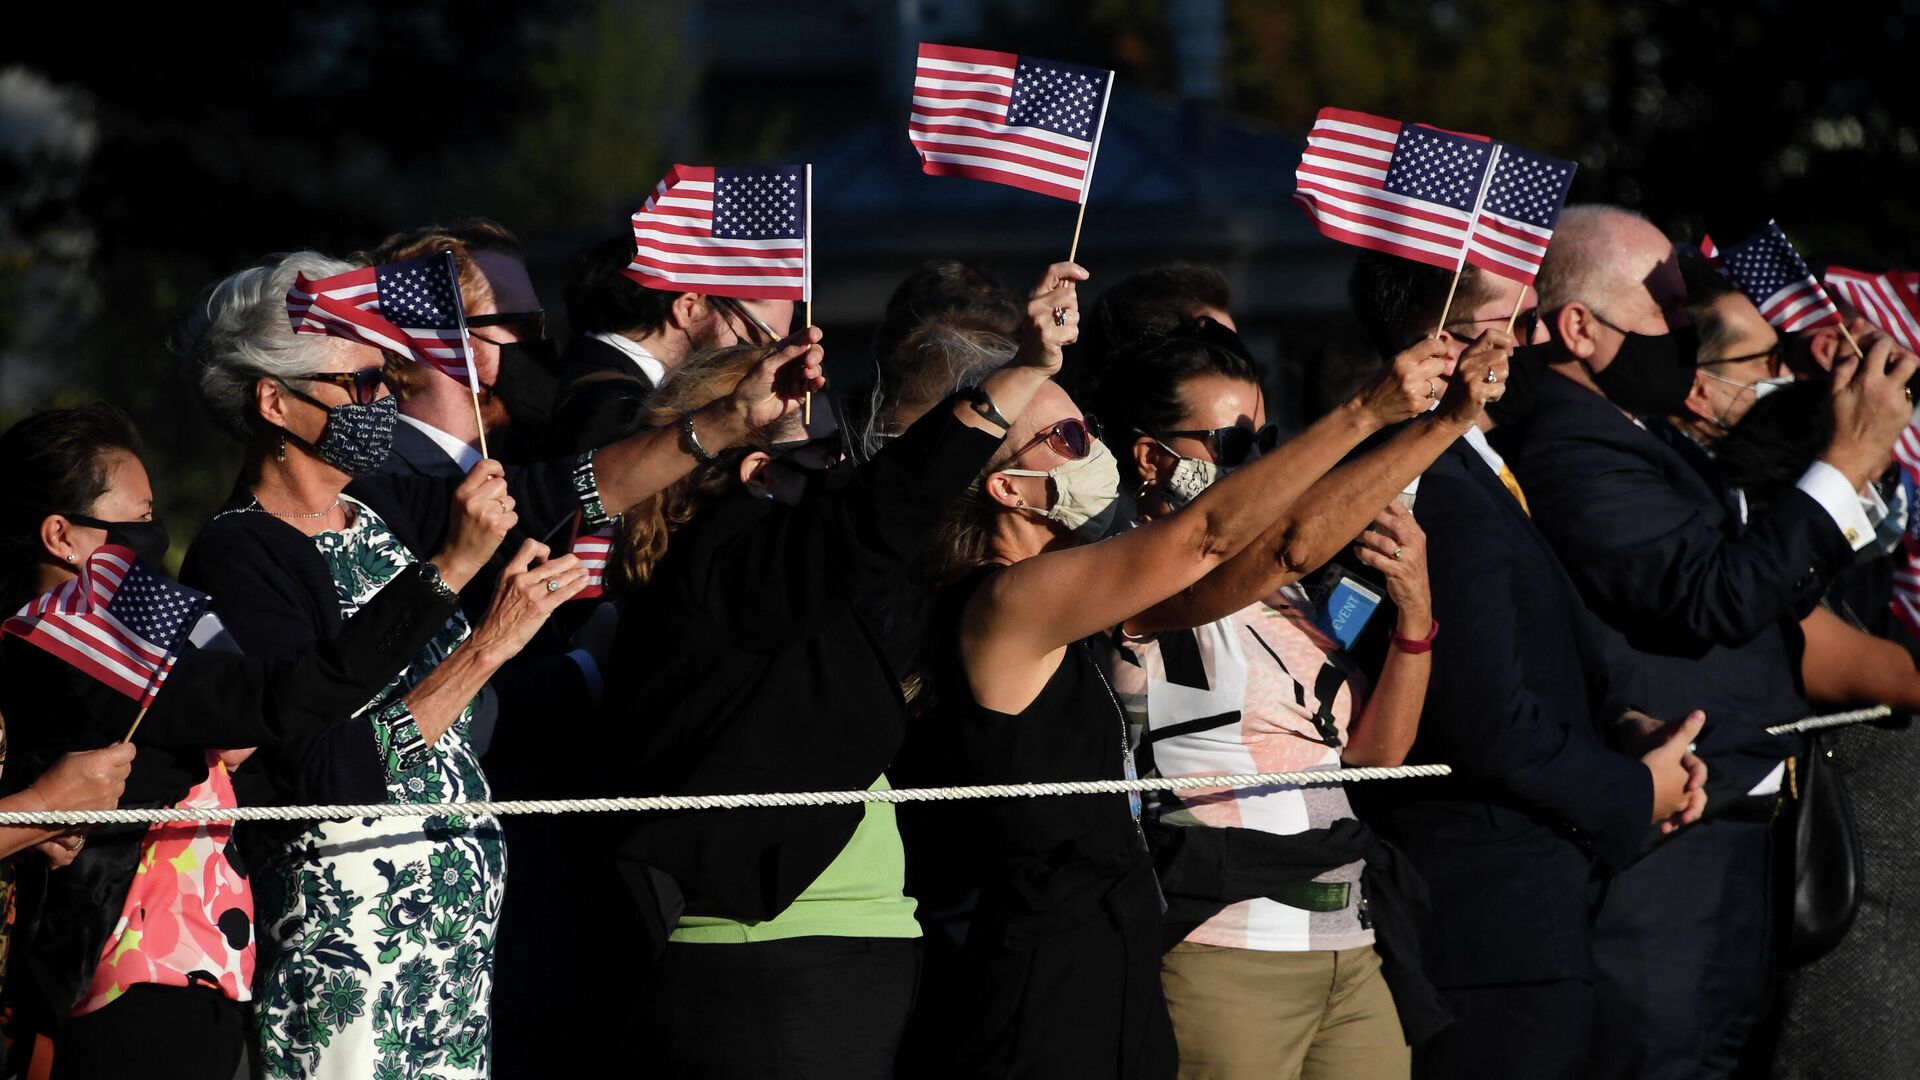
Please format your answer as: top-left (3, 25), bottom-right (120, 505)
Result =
top-left (0, 561), bottom-right (456, 1022)
top-left (546, 336), bottom-right (655, 457)
top-left (605, 397), bottom-right (999, 938)
top-left (1355, 436), bottom-right (1653, 989)
top-left (381, 419), bottom-right (466, 480)
top-left (1503, 372), bottom-right (1845, 796)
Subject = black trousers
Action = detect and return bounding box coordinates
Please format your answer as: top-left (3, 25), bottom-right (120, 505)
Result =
top-left (1589, 817), bottom-right (1774, 1080)
top-left (1416, 979), bottom-right (1594, 1080)
top-left (638, 935), bottom-right (920, 1079)
top-left (49, 984), bottom-right (246, 1080)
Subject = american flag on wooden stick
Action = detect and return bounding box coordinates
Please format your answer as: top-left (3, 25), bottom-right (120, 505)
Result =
top-left (625, 164), bottom-right (810, 301)
top-left (287, 253), bottom-right (474, 382)
top-left (1719, 221), bottom-right (1843, 333)
top-left (909, 43), bottom-right (1114, 204)
top-left (4, 546), bottom-right (209, 708)
top-left (1825, 267), bottom-right (1920, 351)
top-left (1463, 142), bottom-right (1576, 285)
top-left (571, 530), bottom-right (612, 601)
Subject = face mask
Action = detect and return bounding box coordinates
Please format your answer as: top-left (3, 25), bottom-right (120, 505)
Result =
top-left (1160, 448), bottom-right (1229, 511)
top-left (1590, 321), bottom-right (1700, 419)
top-left (65, 513), bottom-right (170, 568)
top-left (280, 385), bottom-right (398, 476)
top-left (491, 340), bottom-right (563, 427)
top-left (1482, 341), bottom-right (1555, 429)
top-left (1003, 440), bottom-right (1121, 542)
top-left (1700, 371), bottom-right (1794, 430)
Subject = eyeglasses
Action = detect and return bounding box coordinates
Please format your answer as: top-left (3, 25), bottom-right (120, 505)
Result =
top-left (293, 367), bottom-right (391, 405)
top-left (1699, 344), bottom-right (1783, 373)
top-left (1155, 423), bottom-right (1280, 467)
top-left (1010, 416), bottom-right (1102, 462)
top-left (711, 296), bottom-right (779, 347)
top-left (1447, 308), bottom-right (1541, 343)
top-left (466, 309), bottom-right (547, 340)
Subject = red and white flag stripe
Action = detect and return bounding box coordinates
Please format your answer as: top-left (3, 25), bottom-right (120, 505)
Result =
top-left (1825, 267), bottom-right (1920, 352)
top-left (6, 550), bottom-right (175, 704)
top-left (909, 43), bottom-right (1109, 204)
top-left (625, 165), bottom-right (810, 301)
top-left (1293, 108), bottom-right (1480, 271)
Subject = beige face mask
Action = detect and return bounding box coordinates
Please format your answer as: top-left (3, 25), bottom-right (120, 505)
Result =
top-left (1002, 440), bottom-right (1122, 542)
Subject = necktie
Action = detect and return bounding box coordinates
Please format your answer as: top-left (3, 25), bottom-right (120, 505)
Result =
top-left (1498, 462), bottom-right (1531, 515)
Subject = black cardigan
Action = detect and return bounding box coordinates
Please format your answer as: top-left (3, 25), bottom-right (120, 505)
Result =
top-left (605, 396), bottom-right (1000, 943)
top-left (0, 560), bottom-right (458, 1025)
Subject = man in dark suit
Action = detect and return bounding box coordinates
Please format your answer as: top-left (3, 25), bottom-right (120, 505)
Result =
top-left (1346, 250), bottom-right (1706, 1080)
top-left (1504, 205), bottom-right (1917, 1078)
top-left (548, 233), bottom-right (793, 456)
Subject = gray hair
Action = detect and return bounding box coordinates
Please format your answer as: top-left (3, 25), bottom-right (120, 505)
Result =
top-left (858, 319), bottom-right (1017, 458)
top-left (178, 251), bottom-right (359, 440)
top-left (1535, 204), bottom-right (1655, 315)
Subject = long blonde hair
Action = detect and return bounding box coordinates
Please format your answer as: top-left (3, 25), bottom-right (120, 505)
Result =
top-left (608, 344), bottom-right (792, 589)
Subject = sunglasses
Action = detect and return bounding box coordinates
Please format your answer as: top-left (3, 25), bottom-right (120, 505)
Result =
top-left (466, 309), bottom-right (547, 340)
top-left (291, 367), bottom-right (392, 405)
top-left (1011, 415), bottom-right (1102, 463)
top-left (1699, 344), bottom-right (1783, 373)
top-left (711, 296), bottom-right (779, 346)
top-left (1447, 307), bottom-right (1541, 343)
top-left (1156, 422), bottom-right (1280, 467)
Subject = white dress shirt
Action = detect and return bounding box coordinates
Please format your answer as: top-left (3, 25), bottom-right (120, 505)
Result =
top-left (589, 333), bottom-right (666, 387)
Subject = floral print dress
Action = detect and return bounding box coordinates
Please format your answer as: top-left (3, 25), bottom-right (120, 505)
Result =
top-left (254, 498), bottom-right (504, 1080)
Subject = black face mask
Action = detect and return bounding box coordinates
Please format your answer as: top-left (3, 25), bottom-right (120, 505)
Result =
top-left (65, 513), bottom-right (171, 568)
top-left (1589, 322), bottom-right (1700, 419)
top-left (278, 382), bottom-right (398, 477)
top-left (491, 340), bottom-right (563, 427)
top-left (1483, 341), bottom-right (1556, 429)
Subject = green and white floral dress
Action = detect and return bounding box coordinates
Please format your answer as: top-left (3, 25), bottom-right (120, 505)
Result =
top-left (254, 497), bottom-right (504, 1080)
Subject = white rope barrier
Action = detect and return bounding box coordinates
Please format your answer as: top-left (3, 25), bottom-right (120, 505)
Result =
top-left (0, 764), bottom-right (1455, 827)
top-left (1767, 705), bottom-right (1894, 737)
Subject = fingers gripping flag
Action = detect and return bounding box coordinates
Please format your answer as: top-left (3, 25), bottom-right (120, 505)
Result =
top-left (1825, 266), bottom-right (1920, 351)
top-left (625, 164), bottom-right (811, 301)
top-left (909, 43), bottom-right (1114, 204)
top-left (4, 546), bottom-right (210, 709)
top-left (287, 253), bottom-right (475, 383)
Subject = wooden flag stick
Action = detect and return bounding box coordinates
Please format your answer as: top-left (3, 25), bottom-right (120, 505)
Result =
top-left (1068, 201), bottom-right (1089, 266)
top-left (1504, 284), bottom-right (1530, 336)
top-left (121, 705), bottom-right (151, 744)
top-left (1432, 266), bottom-right (1466, 341)
top-left (804, 300), bottom-right (813, 426)
top-left (470, 390), bottom-right (490, 461)
top-left (1838, 322), bottom-right (1866, 361)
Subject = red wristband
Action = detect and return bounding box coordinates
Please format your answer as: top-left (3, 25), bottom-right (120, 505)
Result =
top-left (1390, 617), bottom-right (1439, 654)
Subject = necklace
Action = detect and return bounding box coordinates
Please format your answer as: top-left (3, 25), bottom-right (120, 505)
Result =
top-left (247, 496), bottom-right (342, 520)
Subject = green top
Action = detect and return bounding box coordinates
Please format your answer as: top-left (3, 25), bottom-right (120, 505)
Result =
top-left (669, 775), bottom-right (922, 944)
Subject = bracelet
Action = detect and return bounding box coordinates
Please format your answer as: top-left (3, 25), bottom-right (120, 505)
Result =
top-left (681, 412), bottom-right (721, 465)
top-left (957, 385), bottom-right (1012, 431)
top-left (415, 561), bottom-right (459, 605)
top-left (1390, 617), bottom-right (1439, 654)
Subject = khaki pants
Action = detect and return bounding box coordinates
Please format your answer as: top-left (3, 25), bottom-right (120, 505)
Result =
top-left (1161, 941), bottom-right (1410, 1080)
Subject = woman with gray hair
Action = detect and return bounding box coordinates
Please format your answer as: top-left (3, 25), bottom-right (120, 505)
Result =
top-left (176, 250), bottom-right (822, 1080)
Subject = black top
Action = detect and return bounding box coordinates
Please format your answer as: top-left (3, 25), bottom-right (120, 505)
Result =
top-left (605, 395), bottom-right (999, 934)
top-left (0, 560), bottom-right (457, 1023)
top-left (1352, 436), bottom-right (1653, 989)
top-left (546, 336), bottom-right (654, 457)
top-left (1503, 371), bottom-right (1835, 796)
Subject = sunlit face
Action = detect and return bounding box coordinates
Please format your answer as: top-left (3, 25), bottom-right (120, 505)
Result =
top-left (1580, 216), bottom-right (1690, 375)
top-left (1442, 273), bottom-right (1547, 362)
top-left (1159, 374), bottom-right (1267, 465)
top-left (1686, 292), bottom-right (1783, 429)
top-left (58, 450), bottom-right (154, 565)
top-left (271, 337), bottom-right (390, 449)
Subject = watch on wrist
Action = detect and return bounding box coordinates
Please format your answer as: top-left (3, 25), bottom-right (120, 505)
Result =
top-left (416, 560), bottom-right (458, 604)
top-left (958, 385), bottom-right (1013, 431)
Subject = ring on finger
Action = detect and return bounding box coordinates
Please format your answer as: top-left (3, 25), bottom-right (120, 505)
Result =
top-left (1052, 307), bottom-right (1068, 327)
top-left (1426, 379), bottom-right (1438, 400)
top-left (544, 578), bottom-right (560, 593)
top-left (1391, 546), bottom-right (1404, 561)
top-left (1484, 369), bottom-right (1500, 384)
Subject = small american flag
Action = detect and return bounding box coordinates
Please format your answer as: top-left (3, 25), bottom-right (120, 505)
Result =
top-left (1464, 142), bottom-right (1576, 284)
top-left (1699, 234), bottom-right (1726, 271)
top-left (287, 253), bottom-right (474, 382)
top-left (1719, 221), bottom-right (1843, 333)
top-left (909, 43), bottom-right (1114, 204)
top-left (625, 164), bottom-right (810, 301)
top-left (5, 546), bottom-right (210, 708)
top-left (1294, 107), bottom-right (1497, 271)
top-left (1825, 266), bottom-right (1920, 351)
top-left (571, 530), bottom-right (612, 601)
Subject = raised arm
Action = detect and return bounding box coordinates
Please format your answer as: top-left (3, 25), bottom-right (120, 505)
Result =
top-left (1128, 332), bottom-right (1511, 634)
top-left (1800, 604), bottom-right (1920, 709)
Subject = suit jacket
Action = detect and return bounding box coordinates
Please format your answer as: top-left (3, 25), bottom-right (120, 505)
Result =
top-left (546, 335), bottom-right (655, 457)
top-left (1502, 372), bottom-right (1846, 797)
top-left (381, 418), bottom-right (466, 480)
top-left (1355, 435), bottom-right (1653, 989)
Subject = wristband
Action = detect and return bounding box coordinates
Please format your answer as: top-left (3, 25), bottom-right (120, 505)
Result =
top-left (681, 412), bottom-right (721, 465)
top-left (1389, 617), bottom-right (1439, 654)
top-left (957, 385), bottom-right (1013, 431)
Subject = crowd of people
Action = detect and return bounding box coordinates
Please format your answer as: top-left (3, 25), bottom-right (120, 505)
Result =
top-left (0, 199), bottom-right (1915, 1080)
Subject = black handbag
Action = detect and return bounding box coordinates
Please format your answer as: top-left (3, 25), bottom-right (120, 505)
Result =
top-left (1781, 733), bottom-right (1864, 969)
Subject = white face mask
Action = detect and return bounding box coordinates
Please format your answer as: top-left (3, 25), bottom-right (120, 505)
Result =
top-left (1002, 440), bottom-right (1121, 542)
top-left (1701, 370), bottom-right (1794, 429)
top-left (1157, 441), bottom-right (1231, 511)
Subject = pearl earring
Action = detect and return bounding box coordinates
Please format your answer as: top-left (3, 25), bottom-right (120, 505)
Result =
top-left (64, 554), bottom-right (75, 563)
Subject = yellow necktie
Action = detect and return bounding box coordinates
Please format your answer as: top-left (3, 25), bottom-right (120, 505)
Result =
top-left (1498, 462), bottom-right (1531, 515)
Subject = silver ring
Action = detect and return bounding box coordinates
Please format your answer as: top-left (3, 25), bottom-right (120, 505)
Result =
top-left (1426, 380), bottom-right (1437, 400)
top-left (1484, 370), bottom-right (1500, 384)
top-left (544, 578), bottom-right (560, 593)
top-left (1391, 546), bottom-right (1403, 561)
top-left (1052, 307), bottom-right (1068, 327)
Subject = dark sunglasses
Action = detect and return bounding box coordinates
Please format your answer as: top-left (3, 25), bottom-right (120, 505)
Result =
top-left (289, 367), bottom-right (391, 405)
top-left (465, 309), bottom-right (547, 340)
top-left (1447, 307), bottom-right (1541, 343)
top-left (711, 296), bottom-right (778, 346)
top-left (1011, 415), bottom-right (1102, 462)
top-left (1156, 422), bottom-right (1281, 467)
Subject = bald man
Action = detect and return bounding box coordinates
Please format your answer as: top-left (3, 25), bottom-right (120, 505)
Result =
top-left (1499, 205), bottom-right (1916, 1078)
